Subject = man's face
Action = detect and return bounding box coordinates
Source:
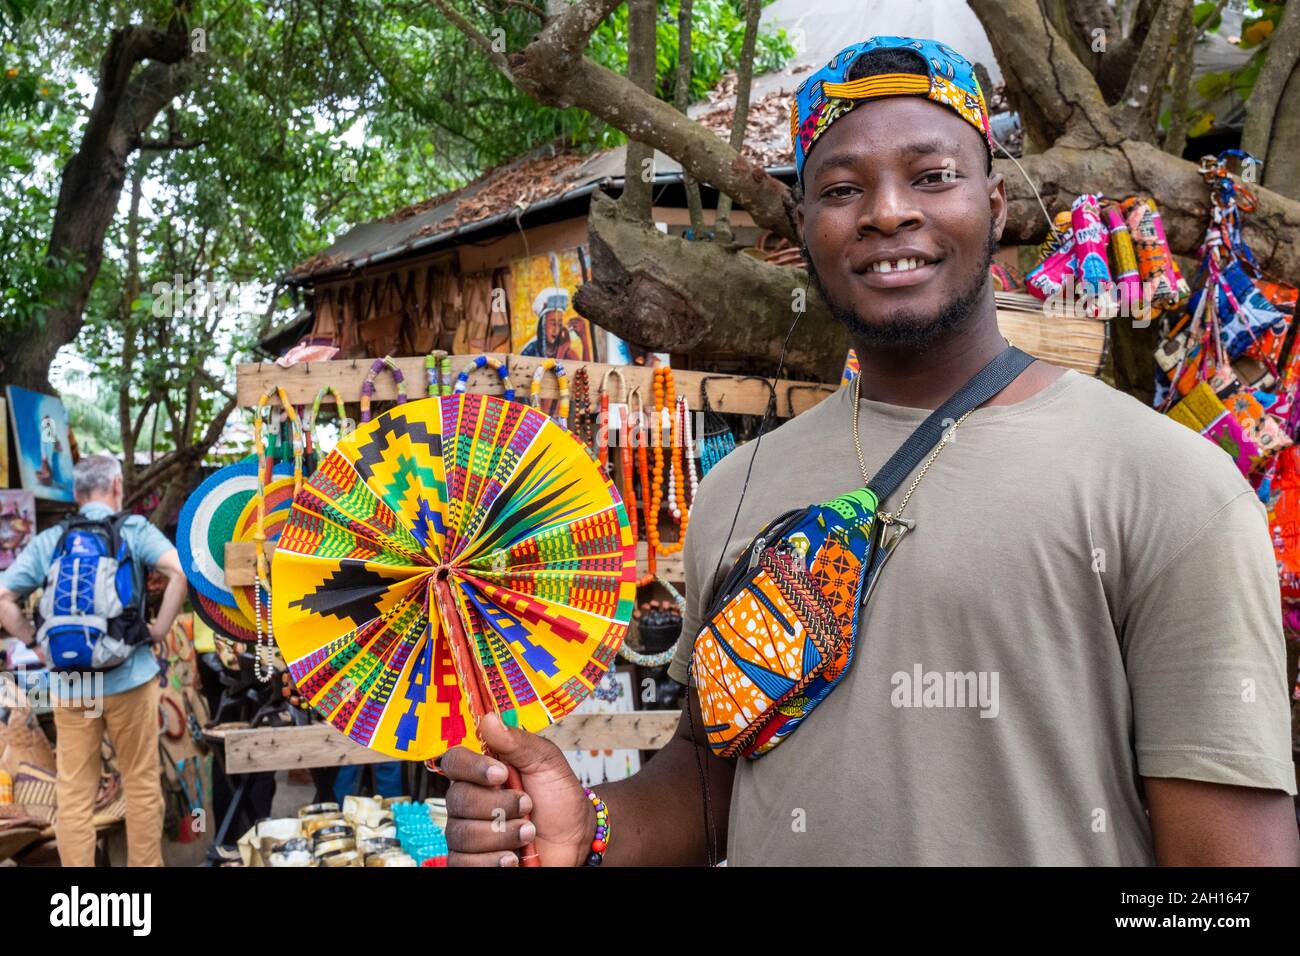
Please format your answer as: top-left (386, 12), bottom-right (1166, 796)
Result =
top-left (544, 309), bottom-right (565, 340)
top-left (796, 97), bottom-right (1006, 349)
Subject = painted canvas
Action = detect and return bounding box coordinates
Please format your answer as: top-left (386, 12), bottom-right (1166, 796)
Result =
top-left (5, 386), bottom-right (75, 502)
top-left (508, 246), bottom-right (601, 362)
top-left (605, 332), bottom-right (669, 369)
top-left (0, 490), bottom-right (37, 570)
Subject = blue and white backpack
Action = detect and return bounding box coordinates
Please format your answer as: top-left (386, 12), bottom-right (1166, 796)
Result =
top-left (34, 514), bottom-right (151, 671)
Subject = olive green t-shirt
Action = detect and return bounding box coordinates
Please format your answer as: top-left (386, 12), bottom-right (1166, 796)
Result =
top-left (667, 369), bottom-right (1296, 866)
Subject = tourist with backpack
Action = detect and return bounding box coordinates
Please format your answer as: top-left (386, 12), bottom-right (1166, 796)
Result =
top-left (0, 454), bottom-right (188, 867)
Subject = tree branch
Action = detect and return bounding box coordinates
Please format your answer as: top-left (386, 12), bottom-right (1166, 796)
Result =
top-left (428, 0), bottom-right (512, 74)
top-left (714, 0), bottom-right (762, 244)
top-left (1164, 7), bottom-right (1196, 156)
top-left (1242, 0), bottom-right (1300, 167)
top-left (621, 0), bottom-right (655, 222)
top-left (967, 0), bottom-right (1116, 144)
top-left (674, 0), bottom-right (704, 236)
top-left (1109, 0), bottom-right (1193, 140)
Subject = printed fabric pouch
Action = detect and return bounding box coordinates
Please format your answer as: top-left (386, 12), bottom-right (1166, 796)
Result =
top-left (691, 347), bottom-right (1035, 759)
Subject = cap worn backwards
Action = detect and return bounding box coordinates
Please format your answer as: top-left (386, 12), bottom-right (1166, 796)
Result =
top-left (790, 36), bottom-right (995, 186)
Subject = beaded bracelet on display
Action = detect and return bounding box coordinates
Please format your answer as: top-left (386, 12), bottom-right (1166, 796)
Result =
top-left (454, 354), bottom-right (516, 402)
top-left (360, 355), bottom-right (408, 423)
top-left (617, 576), bottom-right (685, 667)
top-left (583, 787), bottom-right (610, 866)
top-left (529, 358), bottom-right (570, 429)
top-left (424, 350), bottom-right (452, 398)
top-left (252, 385), bottom-right (303, 683)
top-left (308, 385), bottom-right (349, 462)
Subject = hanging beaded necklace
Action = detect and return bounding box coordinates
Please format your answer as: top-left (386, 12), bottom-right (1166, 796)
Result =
top-left (252, 385), bottom-right (303, 683)
top-left (632, 387), bottom-right (656, 584)
top-left (678, 395), bottom-right (699, 506)
top-left (648, 367), bottom-right (686, 557)
top-left (572, 367), bottom-right (594, 452)
top-left (621, 386), bottom-right (641, 547)
top-left (664, 396), bottom-right (690, 535)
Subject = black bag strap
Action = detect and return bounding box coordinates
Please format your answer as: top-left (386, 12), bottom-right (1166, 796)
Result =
top-left (868, 345), bottom-right (1035, 502)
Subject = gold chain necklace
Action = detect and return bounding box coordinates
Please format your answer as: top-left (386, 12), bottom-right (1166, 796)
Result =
top-left (851, 371), bottom-right (974, 523)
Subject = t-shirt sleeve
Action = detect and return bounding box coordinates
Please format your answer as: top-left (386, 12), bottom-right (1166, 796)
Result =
top-left (0, 527), bottom-right (59, 597)
top-left (667, 517), bottom-right (709, 686)
top-left (1122, 489), bottom-right (1296, 794)
top-left (126, 517), bottom-right (176, 569)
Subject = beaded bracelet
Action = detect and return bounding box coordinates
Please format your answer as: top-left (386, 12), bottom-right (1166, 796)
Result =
top-left (454, 354), bottom-right (516, 402)
top-left (360, 355), bottom-right (407, 423)
top-left (529, 358), bottom-right (570, 428)
top-left (583, 787), bottom-right (610, 866)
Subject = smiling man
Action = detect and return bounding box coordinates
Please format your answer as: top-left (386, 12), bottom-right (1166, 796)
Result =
top-left (439, 37), bottom-right (1299, 866)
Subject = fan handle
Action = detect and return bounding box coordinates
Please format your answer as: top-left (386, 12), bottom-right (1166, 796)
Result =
top-left (434, 572), bottom-right (541, 867)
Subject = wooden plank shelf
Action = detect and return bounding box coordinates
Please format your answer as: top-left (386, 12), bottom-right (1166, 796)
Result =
top-left (224, 539), bottom-right (684, 587)
top-left (217, 711), bottom-right (682, 774)
top-left (236, 354), bottom-right (835, 419)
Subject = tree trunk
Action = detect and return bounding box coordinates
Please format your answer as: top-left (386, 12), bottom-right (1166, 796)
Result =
top-left (1243, 0), bottom-right (1300, 200)
top-left (0, 20), bottom-right (195, 393)
top-left (674, 0), bottom-right (705, 237)
top-left (713, 0), bottom-right (762, 246)
top-left (621, 0), bottom-right (656, 222)
top-left (572, 191), bottom-right (845, 382)
top-left (1263, 63), bottom-right (1300, 201)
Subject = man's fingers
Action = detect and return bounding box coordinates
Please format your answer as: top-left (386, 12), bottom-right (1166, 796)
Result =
top-left (438, 745), bottom-right (509, 786)
top-left (445, 782), bottom-right (531, 821)
top-left (448, 850), bottom-right (522, 867)
top-left (444, 816), bottom-right (537, 854)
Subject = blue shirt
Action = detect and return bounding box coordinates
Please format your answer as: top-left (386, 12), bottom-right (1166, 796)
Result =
top-left (0, 502), bottom-right (175, 696)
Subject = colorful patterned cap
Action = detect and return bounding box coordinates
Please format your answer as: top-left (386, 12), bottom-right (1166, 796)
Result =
top-left (791, 36), bottom-right (994, 186)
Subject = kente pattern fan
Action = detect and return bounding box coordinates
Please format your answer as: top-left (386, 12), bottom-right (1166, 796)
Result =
top-left (271, 393), bottom-right (637, 762)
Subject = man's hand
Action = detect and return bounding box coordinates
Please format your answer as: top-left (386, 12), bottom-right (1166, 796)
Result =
top-left (148, 548), bottom-right (187, 643)
top-left (442, 713), bottom-right (593, 867)
top-left (0, 586), bottom-right (35, 645)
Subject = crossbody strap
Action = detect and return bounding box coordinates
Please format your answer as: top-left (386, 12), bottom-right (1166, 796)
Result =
top-left (868, 346), bottom-right (1035, 502)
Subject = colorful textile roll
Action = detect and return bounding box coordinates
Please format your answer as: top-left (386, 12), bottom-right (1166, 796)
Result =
top-left (1104, 204), bottom-right (1141, 315)
top-left (1026, 245), bottom-right (1075, 301)
top-left (1146, 200), bottom-right (1189, 299)
top-left (1038, 210), bottom-right (1074, 260)
top-left (1167, 381), bottom-right (1259, 476)
top-left (1123, 198), bottom-right (1183, 308)
top-left (1208, 259), bottom-right (1289, 359)
top-left (1070, 194), bottom-right (1112, 309)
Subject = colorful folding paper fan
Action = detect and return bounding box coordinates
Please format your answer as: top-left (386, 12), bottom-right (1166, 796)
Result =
top-left (271, 393), bottom-right (637, 763)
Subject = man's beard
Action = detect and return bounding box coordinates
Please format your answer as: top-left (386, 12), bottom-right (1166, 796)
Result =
top-left (802, 224), bottom-right (999, 351)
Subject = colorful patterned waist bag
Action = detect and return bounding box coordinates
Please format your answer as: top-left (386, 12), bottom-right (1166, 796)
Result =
top-left (692, 347), bottom-right (1034, 758)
